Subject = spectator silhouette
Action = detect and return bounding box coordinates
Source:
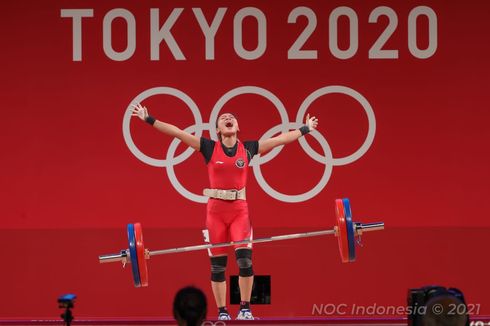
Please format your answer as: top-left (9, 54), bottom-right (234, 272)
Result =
top-left (173, 286), bottom-right (207, 326)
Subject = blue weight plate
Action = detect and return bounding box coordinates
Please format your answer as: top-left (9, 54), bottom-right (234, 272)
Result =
top-left (343, 198), bottom-right (356, 262)
top-left (127, 223), bottom-right (141, 287)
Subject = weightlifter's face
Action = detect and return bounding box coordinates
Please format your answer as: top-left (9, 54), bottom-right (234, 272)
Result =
top-left (216, 113), bottom-right (239, 136)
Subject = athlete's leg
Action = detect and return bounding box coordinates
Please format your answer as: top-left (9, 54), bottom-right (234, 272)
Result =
top-left (210, 255), bottom-right (227, 308)
top-left (206, 200), bottom-right (231, 319)
top-left (229, 202), bottom-right (255, 319)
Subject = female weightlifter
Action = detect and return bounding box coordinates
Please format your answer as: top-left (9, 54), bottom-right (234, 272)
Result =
top-left (131, 103), bottom-right (318, 320)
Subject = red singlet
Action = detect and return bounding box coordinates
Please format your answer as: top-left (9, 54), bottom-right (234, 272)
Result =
top-left (205, 140), bottom-right (253, 256)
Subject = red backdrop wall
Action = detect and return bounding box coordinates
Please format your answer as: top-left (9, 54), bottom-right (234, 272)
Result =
top-left (1, 0), bottom-right (489, 319)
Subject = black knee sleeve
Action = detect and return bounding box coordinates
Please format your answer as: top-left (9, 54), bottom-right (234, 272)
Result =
top-left (210, 255), bottom-right (227, 282)
top-left (235, 249), bottom-right (253, 277)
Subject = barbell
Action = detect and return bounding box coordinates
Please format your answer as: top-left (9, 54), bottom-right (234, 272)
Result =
top-left (98, 198), bottom-right (384, 287)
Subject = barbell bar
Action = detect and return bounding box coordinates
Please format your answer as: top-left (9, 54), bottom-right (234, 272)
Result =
top-left (99, 223), bottom-right (383, 263)
top-left (98, 198), bottom-right (384, 287)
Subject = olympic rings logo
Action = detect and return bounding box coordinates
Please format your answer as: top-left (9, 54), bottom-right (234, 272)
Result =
top-left (200, 322), bottom-right (226, 326)
top-left (122, 85), bottom-right (376, 203)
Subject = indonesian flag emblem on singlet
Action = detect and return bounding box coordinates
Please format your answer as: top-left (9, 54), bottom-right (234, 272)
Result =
top-left (235, 158), bottom-right (245, 168)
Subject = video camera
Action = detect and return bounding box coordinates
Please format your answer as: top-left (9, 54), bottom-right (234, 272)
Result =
top-left (407, 285), bottom-right (468, 326)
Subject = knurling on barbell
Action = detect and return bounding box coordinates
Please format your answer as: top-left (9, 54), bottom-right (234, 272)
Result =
top-left (99, 198), bottom-right (384, 287)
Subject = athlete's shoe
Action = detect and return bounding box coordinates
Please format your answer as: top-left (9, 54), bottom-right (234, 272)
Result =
top-left (218, 312), bottom-right (232, 320)
top-left (236, 309), bottom-right (255, 320)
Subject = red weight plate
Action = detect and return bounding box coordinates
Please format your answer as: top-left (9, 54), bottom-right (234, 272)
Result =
top-left (335, 199), bottom-right (350, 263)
top-left (134, 223), bottom-right (149, 287)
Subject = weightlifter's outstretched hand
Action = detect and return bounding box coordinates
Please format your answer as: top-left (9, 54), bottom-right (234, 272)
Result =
top-left (305, 113), bottom-right (319, 131)
top-left (131, 103), bottom-right (149, 121)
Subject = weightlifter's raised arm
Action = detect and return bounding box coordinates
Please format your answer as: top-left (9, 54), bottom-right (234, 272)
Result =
top-left (131, 103), bottom-right (200, 151)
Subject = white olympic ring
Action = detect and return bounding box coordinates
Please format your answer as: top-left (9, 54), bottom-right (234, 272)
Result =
top-left (209, 86), bottom-right (290, 164)
top-left (253, 122), bottom-right (333, 203)
top-left (122, 85), bottom-right (376, 203)
top-left (123, 87), bottom-right (204, 167)
top-left (296, 86), bottom-right (376, 166)
top-left (166, 124), bottom-right (211, 203)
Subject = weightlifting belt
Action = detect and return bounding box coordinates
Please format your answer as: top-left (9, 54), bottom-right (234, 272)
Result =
top-left (203, 188), bottom-right (246, 200)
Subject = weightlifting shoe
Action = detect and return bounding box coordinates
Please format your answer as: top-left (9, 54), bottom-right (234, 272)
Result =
top-left (218, 312), bottom-right (231, 320)
top-left (236, 309), bottom-right (254, 320)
